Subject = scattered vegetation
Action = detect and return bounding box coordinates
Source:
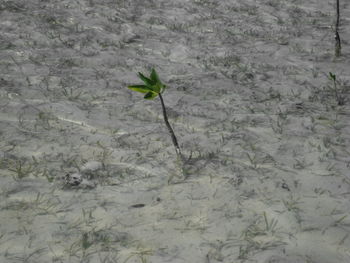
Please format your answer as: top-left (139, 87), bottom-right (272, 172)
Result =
top-left (0, 0), bottom-right (349, 262)
top-left (7, 158), bottom-right (35, 180)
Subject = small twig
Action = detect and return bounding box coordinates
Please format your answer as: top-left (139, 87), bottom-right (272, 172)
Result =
top-left (158, 93), bottom-right (182, 160)
top-left (334, 0), bottom-right (341, 57)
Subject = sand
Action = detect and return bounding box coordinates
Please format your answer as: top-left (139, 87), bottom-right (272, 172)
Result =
top-left (0, 0), bottom-right (350, 262)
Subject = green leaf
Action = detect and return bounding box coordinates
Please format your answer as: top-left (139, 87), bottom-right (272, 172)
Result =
top-left (138, 72), bottom-right (155, 86)
top-left (153, 83), bottom-right (162, 93)
top-left (150, 68), bottom-right (160, 83)
top-left (144, 91), bottom-right (158, 100)
top-left (128, 69), bottom-right (166, 98)
top-left (128, 85), bottom-right (152, 94)
top-left (329, 72), bottom-right (336, 81)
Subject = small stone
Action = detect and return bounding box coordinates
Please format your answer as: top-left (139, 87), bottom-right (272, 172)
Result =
top-left (65, 173), bottom-right (83, 186)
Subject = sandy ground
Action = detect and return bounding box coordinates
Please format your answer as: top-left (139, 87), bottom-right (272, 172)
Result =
top-left (1, 0), bottom-right (350, 262)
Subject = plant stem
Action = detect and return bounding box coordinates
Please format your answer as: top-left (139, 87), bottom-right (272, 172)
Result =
top-left (335, 0), bottom-right (341, 57)
top-left (158, 93), bottom-right (182, 160)
top-left (332, 76), bottom-right (343, 105)
top-left (333, 77), bottom-right (338, 101)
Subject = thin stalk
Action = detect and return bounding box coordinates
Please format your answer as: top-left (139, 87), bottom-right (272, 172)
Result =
top-left (158, 93), bottom-right (183, 160)
top-left (335, 0), bottom-right (341, 57)
top-left (332, 76), bottom-right (340, 103)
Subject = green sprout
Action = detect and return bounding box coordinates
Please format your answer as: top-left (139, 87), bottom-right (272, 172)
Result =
top-left (128, 68), bottom-right (183, 161)
top-left (328, 72), bottom-right (345, 105)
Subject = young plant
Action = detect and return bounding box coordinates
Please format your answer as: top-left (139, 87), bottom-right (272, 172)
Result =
top-left (128, 68), bottom-right (183, 161)
top-left (329, 72), bottom-right (345, 105)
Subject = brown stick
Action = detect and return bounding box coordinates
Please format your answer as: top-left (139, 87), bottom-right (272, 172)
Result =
top-left (158, 93), bottom-right (182, 160)
top-left (335, 0), bottom-right (341, 57)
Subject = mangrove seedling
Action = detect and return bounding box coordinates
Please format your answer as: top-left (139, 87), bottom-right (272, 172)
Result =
top-left (128, 68), bottom-right (183, 161)
top-left (329, 72), bottom-right (345, 105)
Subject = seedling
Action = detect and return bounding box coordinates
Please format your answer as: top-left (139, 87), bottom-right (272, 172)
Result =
top-left (128, 68), bottom-right (183, 162)
top-left (328, 72), bottom-right (345, 105)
